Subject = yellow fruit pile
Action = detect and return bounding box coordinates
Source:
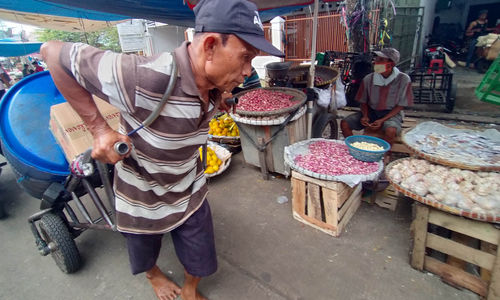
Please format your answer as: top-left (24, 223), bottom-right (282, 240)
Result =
top-left (199, 146), bottom-right (222, 174)
top-left (208, 113), bottom-right (239, 137)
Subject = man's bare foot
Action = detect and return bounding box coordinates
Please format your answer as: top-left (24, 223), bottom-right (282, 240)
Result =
top-left (181, 288), bottom-right (207, 300)
top-left (146, 265), bottom-right (181, 300)
top-left (181, 270), bottom-right (207, 300)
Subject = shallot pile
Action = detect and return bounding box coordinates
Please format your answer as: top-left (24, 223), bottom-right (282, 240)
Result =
top-left (237, 89), bottom-right (295, 112)
top-left (294, 141), bottom-right (379, 176)
top-left (388, 158), bottom-right (500, 214)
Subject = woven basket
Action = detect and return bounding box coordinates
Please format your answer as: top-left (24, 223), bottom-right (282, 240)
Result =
top-left (208, 134), bottom-right (240, 144)
top-left (283, 138), bottom-right (384, 184)
top-left (385, 158), bottom-right (500, 223)
top-left (287, 65), bottom-right (339, 88)
top-left (205, 143), bottom-right (232, 178)
top-left (234, 87), bottom-right (306, 117)
top-left (401, 125), bottom-right (500, 172)
top-left (345, 135), bottom-right (390, 162)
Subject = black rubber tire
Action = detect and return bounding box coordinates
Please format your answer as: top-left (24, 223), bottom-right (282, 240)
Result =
top-left (475, 59), bottom-right (491, 74)
top-left (39, 213), bottom-right (81, 273)
top-left (312, 113), bottom-right (339, 139)
top-left (445, 83), bottom-right (457, 113)
top-left (0, 203), bottom-right (6, 219)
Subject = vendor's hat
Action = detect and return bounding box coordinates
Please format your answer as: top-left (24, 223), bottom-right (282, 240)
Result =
top-left (193, 0), bottom-right (285, 57)
top-left (373, 48), bottom-right (400, 64)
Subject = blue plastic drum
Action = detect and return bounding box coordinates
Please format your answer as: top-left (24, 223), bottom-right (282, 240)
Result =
top-left (0, 71), bottom-right (69, 198)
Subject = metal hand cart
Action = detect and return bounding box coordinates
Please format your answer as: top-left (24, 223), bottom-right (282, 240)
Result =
top-left (0, 71), bottom-right (122, 273)
top-left (408, 67), bottom-right (457, 113)
top-left (28, 150), bottom-right (117, 273)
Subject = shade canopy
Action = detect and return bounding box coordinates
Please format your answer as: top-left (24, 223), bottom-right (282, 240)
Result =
top-left (0, 42), bottom-right (43, 57)
top-left (0, 9), bottom-right (121, 32)
top-left (0, 0), bottom-right (338, 28)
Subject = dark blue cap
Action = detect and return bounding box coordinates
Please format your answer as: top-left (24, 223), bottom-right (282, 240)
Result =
top-left (194, 0), bottom-right (285, 57)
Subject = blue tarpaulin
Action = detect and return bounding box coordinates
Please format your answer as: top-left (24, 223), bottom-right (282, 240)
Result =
top-left (0, 0), bottom-right (128, 21)
top-left (0, 0), bottom-right (309, 27)
top-left (42, 0), bottom-right (308, 26)
top-left (0, 42), bottom-right (42, 57)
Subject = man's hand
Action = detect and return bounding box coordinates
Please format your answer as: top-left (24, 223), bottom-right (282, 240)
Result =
top-left (369, 119), bottom-right (384, 130)
top-left (218, 92), bottom-right (235, 113)
top-left (91, 127), bottom-right (132, 164)
top-left (361, 116), bottom-right (370, 127)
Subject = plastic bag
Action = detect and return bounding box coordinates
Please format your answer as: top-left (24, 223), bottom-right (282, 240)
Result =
top-left (335, 77), bottom-right (347, 109)
top-left (314, 87), bottom-right (332, 108)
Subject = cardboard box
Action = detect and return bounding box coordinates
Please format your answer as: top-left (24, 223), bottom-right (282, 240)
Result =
top-left (50, 97), bottom-right (120, 162)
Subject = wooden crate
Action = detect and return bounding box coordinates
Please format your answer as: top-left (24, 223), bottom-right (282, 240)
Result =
top-left (375, 185), bottom-right (399, 211)
top-left (411, 203), bottom-right (500, 298)
top-left (291, 171), bottom-right (361, 237)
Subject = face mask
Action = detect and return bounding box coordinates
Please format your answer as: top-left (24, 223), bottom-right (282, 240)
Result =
top-left (374, 63), bottom-right (388, 73)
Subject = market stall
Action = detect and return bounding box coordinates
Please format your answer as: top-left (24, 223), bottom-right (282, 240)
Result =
top-left (284, 137), bottom-right (388, 236)
top-left (385, 121), bottom-right (500, 298)
top-left (230, 87), bottom-right (308, 178)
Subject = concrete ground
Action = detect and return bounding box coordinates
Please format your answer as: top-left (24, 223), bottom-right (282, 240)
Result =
top-left (0, 152), bottom-right (478, 300)
top-left (0, 63), bottom-right (493, 300)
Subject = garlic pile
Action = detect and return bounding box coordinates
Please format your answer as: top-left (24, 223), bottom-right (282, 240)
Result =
top-left (351, 141), bottom-right (384, 151)
top-left (388, 158), bottom-right (500, 215)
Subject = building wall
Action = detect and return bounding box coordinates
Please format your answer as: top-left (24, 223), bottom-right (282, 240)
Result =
top-left (421, 0), bottom-right (438, 39)
top-left (148, 25), bottom-right (188, 55)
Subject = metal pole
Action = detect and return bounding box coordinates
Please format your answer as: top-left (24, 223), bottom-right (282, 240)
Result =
top-left (81, 178), bottom-right (114, 228)
top-left (307, 0), bottom-right (319, 139)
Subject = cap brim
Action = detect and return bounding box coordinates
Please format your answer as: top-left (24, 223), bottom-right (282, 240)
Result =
top-left (235, 33), bottom-right (285, 58)
top-left (373, 51), bottom-right (389, 59)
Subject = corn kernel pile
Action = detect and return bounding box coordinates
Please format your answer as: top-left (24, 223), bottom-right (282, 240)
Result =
top-left (351, 141), bottom-right (384, 151)
top-left (209, 113), bottom-right (239, 137)
top-left (199, 147), bottom-right (222, 174)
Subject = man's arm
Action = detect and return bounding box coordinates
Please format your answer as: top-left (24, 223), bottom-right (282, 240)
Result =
top-left (379, 105), bottom-right (403, 122)
top-left (466, 21), bottom-right (478, 37)
top-left (360, 102), bottom-right (370, 127)
top-left (41, 41), bottom-right (130, 164)
top-left (355, 76), bottom-right (371, 127)
top-left (370, 105), bottom-right (403, 130)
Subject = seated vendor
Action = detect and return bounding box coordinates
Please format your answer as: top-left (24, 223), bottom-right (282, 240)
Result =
top-left (340, 47), bottom-right (413, 148)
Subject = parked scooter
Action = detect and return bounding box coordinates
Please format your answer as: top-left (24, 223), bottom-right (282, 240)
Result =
top-left (325, 51), bottom-right (372, 108)
top-left (422, 44), bottom-right (458, 71)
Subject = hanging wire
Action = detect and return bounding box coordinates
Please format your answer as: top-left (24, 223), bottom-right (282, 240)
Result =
top-left (377, 0), bottom-right (396, 48)
top-left (14, 13), bottom-right (30, 68)
top-left (79, 18), bottom-right (89, 44)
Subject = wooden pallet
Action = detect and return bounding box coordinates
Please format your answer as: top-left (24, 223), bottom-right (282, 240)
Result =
top-left (411, 203), bottom-right (500, 298)
top-left (291, 171), bottom-right (361, 237)
top-left (375, 185), bottom-right (399, 211)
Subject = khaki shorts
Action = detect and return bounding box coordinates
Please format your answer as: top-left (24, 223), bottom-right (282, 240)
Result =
top-left (343, 109), bottom-right (403, 134)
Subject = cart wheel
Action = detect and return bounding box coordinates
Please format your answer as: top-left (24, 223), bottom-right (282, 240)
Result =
top-left (312, 113), bottom-right (339, 139)
top-left (475, 59), bottom-right (491, 74)
top-left (0, 203), bottom-right (6, 219)
top-left (39, 213), bottom-right (81, 273)
top-left (445, 83), bottom-right (457, 113)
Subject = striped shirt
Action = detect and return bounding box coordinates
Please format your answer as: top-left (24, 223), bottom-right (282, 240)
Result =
top-left (355, 71), bottom-right (414, 110)
top-left (60, 41), bottom-right (220, 234)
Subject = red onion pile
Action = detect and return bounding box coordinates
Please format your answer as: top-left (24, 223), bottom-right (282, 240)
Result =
top-left (237, 89), bottom-right (295, 111)
top-left (294, 141), bottom-right (379, 176)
